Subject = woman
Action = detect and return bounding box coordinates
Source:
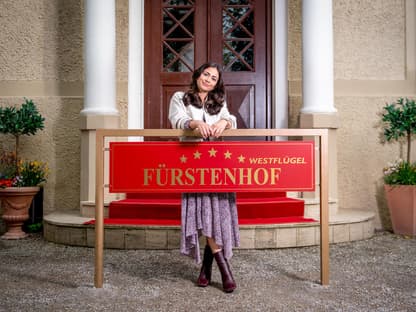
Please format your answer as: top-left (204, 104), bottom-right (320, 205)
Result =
top-left (168, 62), bottom-right (240, 293)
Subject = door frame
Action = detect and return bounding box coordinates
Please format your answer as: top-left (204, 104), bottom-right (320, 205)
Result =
top-left (143, 0), bottom-right (273, 130)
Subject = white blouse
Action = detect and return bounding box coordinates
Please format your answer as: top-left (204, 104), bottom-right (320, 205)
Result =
top-left (168, 91), bottom-right (237, 130)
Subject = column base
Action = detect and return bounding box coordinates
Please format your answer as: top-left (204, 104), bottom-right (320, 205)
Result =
top-left (300, 112), bottom-right (339, 129)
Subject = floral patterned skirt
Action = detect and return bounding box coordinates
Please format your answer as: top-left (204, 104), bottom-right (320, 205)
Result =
top-left (180, 192), bottom-right (240, 263)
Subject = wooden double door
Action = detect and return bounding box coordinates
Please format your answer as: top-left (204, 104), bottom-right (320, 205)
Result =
top-left (144, 0), bottom-right (272, 130)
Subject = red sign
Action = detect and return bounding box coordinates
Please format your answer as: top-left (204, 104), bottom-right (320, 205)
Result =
top-left (109, 141), bottom-right (315, 193)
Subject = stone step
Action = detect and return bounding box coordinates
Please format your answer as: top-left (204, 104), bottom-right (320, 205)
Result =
top-left (43, 209), bottom-right (376, 249)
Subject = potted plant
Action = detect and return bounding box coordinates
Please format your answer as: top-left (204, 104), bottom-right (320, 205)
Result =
top-left (381, 97), bottom-right (416, 236)
top-left (0, 99), bottom-right (48, 239)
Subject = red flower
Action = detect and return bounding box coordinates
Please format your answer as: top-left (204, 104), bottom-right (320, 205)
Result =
top-left (0, 178), bottom-right (13, 188)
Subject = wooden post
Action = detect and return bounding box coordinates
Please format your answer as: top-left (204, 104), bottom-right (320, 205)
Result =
top-left (319, 131), bottom-right (330, 285)
top-left (94, 130), bottom-right (105, 288)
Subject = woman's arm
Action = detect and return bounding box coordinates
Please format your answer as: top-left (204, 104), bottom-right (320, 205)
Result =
top-left (168, 92), bottom-right (212, 138)
top-left (168, 92), bottom-right (190, 129)
top-left (218, 102), bottom-right (237, 129)
top-left (210, 102), bottom-right (237, 138)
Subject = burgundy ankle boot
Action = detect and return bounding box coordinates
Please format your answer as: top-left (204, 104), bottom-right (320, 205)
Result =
top-left (197, 245), bottom-right (214, 287)
top-left (214, 250), bottom-right (236, 293)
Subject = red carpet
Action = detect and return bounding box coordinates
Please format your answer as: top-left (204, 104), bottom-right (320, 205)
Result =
top-left (84, 216), bottom-right (317, 226)
top-left (84, 192), bottom-right (317, 226)
top-left (84, 218), bottom-right (180, 226)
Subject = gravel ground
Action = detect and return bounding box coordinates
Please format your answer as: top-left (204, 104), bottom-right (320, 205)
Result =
top-left (0, 231), bottom-right (415, 312)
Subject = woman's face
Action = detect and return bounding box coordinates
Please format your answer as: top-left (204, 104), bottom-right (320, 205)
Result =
top-left (196, 67), bottom-right (219, 93)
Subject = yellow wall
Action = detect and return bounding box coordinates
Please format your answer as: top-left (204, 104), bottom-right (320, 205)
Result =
top-left (289, 0), bottom-right (415, 229)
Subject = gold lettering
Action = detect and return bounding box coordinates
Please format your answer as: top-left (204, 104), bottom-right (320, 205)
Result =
top-left (170, 168), bottom-right (184, 185)
top-left (223, 168), bottom-right (237, 185)
top-left (249, 158), bottom-right (259, 164)
top-left (156, 167), bottom-right (168, 186)
top-left (196, 168), bottom-right (209, 185)
top-left (143, 168), bottom-right (154, 186)
top-left (253, 168), bottom-right (268, 185)
top-left (239, 168), bottom-right (252, 185)
top-left (297, 157), bottom-right (306, 164)
top-left (210, 168), bottom-right (222, 185)
top-left (184, 168), bottom-right (195, 185)
top-left (249, 157), bottom-right (285, 165)
top-left (270, 168), bottom-right (282, 184)
top-left (144, 165), bottom-right (287, 188)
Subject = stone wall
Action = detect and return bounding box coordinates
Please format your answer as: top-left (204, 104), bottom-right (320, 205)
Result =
top-left (0, 0), bottom-right (83, 214)
top-left (288, 0), bottom-right (415, 228)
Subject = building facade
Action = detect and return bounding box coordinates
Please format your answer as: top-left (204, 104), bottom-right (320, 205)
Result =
top-left (1, 0), bottom-right (415, 245)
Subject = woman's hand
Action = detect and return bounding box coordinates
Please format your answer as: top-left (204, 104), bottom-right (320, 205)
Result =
top-left (210, 119), bottom-right (230, 138)
top-left (191, 120), bottom-right (212, 139)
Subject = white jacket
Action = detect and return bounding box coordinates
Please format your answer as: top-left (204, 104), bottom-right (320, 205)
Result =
top-left (168, 91), bottom-right (237, 131)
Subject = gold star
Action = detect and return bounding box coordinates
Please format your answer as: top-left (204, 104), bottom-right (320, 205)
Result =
top-left (238, 155), bottom-right (246, 163)
top-left (180, 155), bottom-right (187, 163)
top-left (224, 150), bottom-right (232, 159)
top-left (208, 148), bottom-right (217, 157)
top-left (193, 150), bottom-right (202, 159)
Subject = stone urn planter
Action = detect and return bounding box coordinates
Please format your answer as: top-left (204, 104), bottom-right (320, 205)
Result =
top-left (384, 185), bottom-right (416, 236)
top-left (0, 186), bottom-right (40, 239)
top-left (0, 99), bottom-right (47, 239)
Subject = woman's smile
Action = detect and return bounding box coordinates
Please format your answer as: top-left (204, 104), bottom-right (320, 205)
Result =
top-left (197, 67), bottom-right (219, 92)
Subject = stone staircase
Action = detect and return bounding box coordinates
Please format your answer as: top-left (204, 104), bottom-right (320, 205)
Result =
top-left (43, 192), bottom-right (376, 249)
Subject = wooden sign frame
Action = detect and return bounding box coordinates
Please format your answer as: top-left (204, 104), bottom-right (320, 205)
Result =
top-left (94, 129), bottom-right (329, 287)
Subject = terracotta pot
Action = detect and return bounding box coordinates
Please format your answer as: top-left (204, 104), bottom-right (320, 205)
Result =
top-left (0, 186), bottom-right (40, 239)
top-left (384, 185), bottom-right (416, 236)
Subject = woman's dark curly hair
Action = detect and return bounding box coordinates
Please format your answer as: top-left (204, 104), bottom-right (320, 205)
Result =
top-left (183, 62), bottom-right (225, 115)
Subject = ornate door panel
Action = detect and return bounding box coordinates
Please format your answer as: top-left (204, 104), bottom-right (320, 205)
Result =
top-left (144, 0), bottom-right (271, 130)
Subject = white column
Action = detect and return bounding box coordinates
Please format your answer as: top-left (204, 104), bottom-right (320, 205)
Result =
top-left (301, 0), bottom-right (338, 218)
top-left (302, 0), bottom-right (336, 113)
top-left (80, 0), bottom-right (119, 215)
top-left (82, 0), bottom-right (118, 115)
top-left (128, 0), bottom-right (144, 130)
top-left (273, 0), bottom-right (288, 130)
